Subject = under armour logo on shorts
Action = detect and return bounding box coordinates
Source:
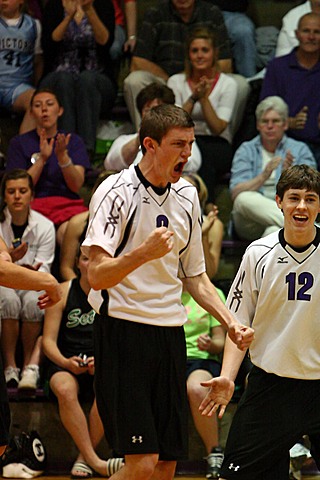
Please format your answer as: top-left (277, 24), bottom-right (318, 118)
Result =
top-left (131, 436), bottom-right (143, 444)
top-left (228, 463), bottom-right (240, 471)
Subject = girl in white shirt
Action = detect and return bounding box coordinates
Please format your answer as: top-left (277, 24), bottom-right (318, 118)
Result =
top-left (168, 26), bottom-right (237, 203)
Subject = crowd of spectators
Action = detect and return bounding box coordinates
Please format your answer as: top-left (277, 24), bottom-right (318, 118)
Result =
top-left (1, 0), bottom-right (320, 478)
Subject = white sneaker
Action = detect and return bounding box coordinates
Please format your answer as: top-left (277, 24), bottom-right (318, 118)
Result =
top-left (4, 366), bottom-right (20, 388)
top-left (18, 365), bottom-right (40, 390)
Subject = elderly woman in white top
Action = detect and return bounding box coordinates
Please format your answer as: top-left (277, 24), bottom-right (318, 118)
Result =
top-left (168, 26), bottom-right (237, 204)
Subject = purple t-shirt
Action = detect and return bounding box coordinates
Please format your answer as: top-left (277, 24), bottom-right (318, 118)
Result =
top-left (6, 129), bottom-right (90, 199)
top-left (260, 49), bottom-right (320, 145)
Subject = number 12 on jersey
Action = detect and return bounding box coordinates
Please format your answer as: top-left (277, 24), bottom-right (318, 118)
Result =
top-left (285, 272), bottom-right (313, 301)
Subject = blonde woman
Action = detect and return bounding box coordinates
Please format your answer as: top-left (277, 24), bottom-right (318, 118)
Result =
top-left (168, 27), bottom-right (238, 203)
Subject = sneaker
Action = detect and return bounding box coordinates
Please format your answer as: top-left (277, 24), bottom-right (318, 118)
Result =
top-left (2, 430), bottom-right (46, 478)
top-left (4, 366), bottom-right (20, 388)
top-left (18, 365), bottom-right (40, 390)
top-left (105, 458), bottom-right (124, 477)
top-left (290, 442), bottom-right (311, 472)
top-left (206, 446), bottom-right (224, 479)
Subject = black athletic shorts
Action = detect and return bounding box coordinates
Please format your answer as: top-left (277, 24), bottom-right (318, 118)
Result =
top-left (46, 361), bottom-right (94, 402)
top-left (220, 366), bottom-right (320, 479)
top-left (94, 314), bottom-right (188, 460)
top-left (186, 358), bottom-right (221, 379)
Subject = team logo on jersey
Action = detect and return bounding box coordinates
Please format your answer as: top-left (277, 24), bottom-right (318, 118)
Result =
top-left (277, 256), bottom-right (288, 264)
top-left (104, 195), bottom-right (124, 237)
top-left (228, 463), bottom-right (240, 472)
top-left (142, 196), bottom-right (150, 204)
top-left (66, 308), bottom-right (96, 328)
top-left (229, 271), bottom-right (245, 313)
top-left (131, 435), bottom-right (143, 444)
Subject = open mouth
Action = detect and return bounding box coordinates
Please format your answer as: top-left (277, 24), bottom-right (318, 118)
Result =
top-left (293, 214), bottom-right (308, 223)
top-left (174, 162), bottom-right (185, 174)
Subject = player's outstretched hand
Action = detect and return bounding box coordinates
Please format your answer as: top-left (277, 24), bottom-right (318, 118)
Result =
top-left (199, 376), bottom-right (235, 418)
top-left (228, 324), bottom-right (254, 351)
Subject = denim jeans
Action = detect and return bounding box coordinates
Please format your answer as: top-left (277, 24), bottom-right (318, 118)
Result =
top-left (109, 24), bottom-right (126, 61)
top-left (41, 70), bottom-right (117, 152)
top-left (223, 11), bottom-right (257, 78)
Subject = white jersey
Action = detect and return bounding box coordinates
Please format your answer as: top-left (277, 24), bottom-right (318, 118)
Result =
top-left (227, 227), bottom-right (320, 379)
top-left (82, 165), bottom-right (206, 326)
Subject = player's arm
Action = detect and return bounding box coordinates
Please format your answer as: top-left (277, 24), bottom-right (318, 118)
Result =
top-left (42, 283), bottom-right (67, 367)
top-left (182, 272), bottom-right (254, 351)
top-left (199, 335), bottom-right (247, 418)
top-left (87, 226), bottom-right (174, 290)
top-left (0, 260), bottom-right (61, 307)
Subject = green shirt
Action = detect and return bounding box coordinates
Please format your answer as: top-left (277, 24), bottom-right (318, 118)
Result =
top-left (182, 288), bottom-right (226, 361)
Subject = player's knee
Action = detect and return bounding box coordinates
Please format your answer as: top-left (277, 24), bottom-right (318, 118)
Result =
top-left (125, 454), bottom-right (158, 479)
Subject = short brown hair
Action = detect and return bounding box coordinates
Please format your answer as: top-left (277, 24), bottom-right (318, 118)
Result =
top-left (30, 87), bottom-right (62, 108)
top-left (276, 165), bottom-right (320, 200)
top-left (139, 104), bottom-right (194, 155)
top-left (136, 83), bottom-right (175, 115)
top-left (0, 169), bottom-right (34, 222)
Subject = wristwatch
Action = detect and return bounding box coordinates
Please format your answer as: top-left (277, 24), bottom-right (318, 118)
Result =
top-left (31, 152), bottom-right (41, 164)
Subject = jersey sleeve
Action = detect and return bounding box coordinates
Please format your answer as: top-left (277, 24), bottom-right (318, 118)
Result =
top-left (226, 247), bottom-right (258, 327)
top-left (82, 177), bottom-right (128, 257)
